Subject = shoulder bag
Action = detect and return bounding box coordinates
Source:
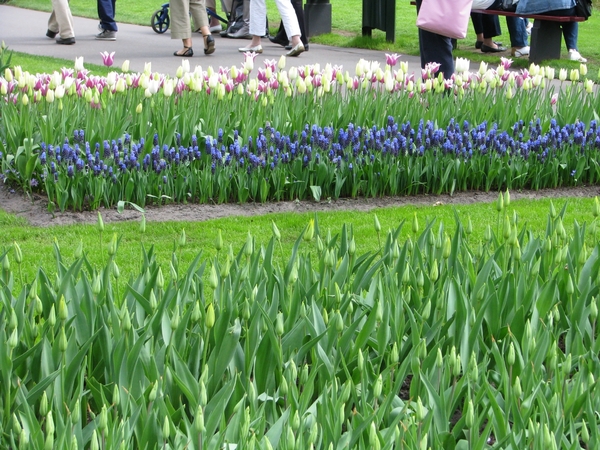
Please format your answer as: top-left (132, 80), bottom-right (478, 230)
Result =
top-left (416, 0), bottom-right (472, 39)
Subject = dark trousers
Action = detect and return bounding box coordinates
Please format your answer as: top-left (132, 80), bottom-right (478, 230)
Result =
top-left (275, 0), bottom-right (308, 46)
top-left (415, 0), bottom-right (454, 78)
top-left (98, 0), bottom-right (117, 31)
top-left (471, 12), bottom-right (501, 39)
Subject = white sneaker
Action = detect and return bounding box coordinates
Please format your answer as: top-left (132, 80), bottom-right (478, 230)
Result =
top-left (511, 46), bottom-right (530, 57)
top-left (569, 50), bottom-right (587, 63)
top-left (209, 24), bottom-right (222, 33)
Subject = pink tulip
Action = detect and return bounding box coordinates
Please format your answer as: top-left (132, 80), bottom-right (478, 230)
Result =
top-left (100, 51), bottom-right (115, 67)
top-left (385, 53), bottom-right (401, 67)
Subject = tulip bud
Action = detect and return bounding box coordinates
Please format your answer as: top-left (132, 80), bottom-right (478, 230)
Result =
top-left (373, 374), bottom-right (383, 398)
top-left (162, 416), bottom-right (170, 439)
top-left (549, 200), bottom-right (557, 219)
top-left (205, 303), bottom-right (215, 329)
top-left (198, 378), bottom-right (208, 407)
top-left (581, 418), bottom-right (590, 443)
top-left (496, 191), bottom-right (504, 212)
top-left (412, 212), bottom-right (419, 234)
top-left (304, 219), bottom-right (315, 241)
top-left (46, 411), bottom-right (55, 437)
top-left (194, 405), bottom-right (205, 433)
top-left (465, 399), bottom-right (474, 428)
top-left (513, 375), bottom-right (522, 398)
top-left (590, 297), bottom-right (598, 321)
top-left (275, 312), bottom-right (284, 336)
top-left (348, 237), bottom-right (356, 256)
top-left (58, 326), bottom-right (68, 352)
top-left (369, 421), bottom-right (380, 450)
top-left (178, 228), bottom-right (186, 248)
top-left (374, 214), bottom-right (381, 233)
top-left (429, 259), bottom-right (439, 282)
top-left (148, 381), bottom-right (158, 402)
top-left (8, 328), bottom-right (18, 350)
top-left (271, 221), bottom-right (281, 241)
top-left (507, 342), bottom-right (515, 367)
top-left (357, 349), bottom-right (364, 373)
top-left (98, 404), bottom-right (108, 431)
top-left (97, 211), bottom-right (104, 232)
top-left (442, 234), bottom-right (451, 259)
top-left (48, 305), bottom-right (56, 327)
top-left (13, 241), bottom-right (22, 264)
top-left (504, 189), bottom-right (511, 207)
top-left (415, 396), bottom-right (425, 421)
top-left (170, 304), bottom-right (180, 331)
top-left (244, 231), bottom-right (254, 257)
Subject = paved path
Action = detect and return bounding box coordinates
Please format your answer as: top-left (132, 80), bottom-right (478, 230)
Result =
top-left (0, 5), bottom-right (423, 76)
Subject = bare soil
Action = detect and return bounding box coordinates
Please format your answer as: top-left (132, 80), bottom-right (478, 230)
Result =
top-left (2, 184), bottom-right (599, 227)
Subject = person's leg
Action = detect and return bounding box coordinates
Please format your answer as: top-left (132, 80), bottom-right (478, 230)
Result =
top-left (415, 0), bottom-right (454, 78)
top-left (51, 0), bottom-right (75, 39)
top-left (561, 22), bottom-right (578, 50)
top-left (48, 9), bottom-right (59, 35)
top-left (243, 0), bottom-right (265, 47)
top-left (505, 16), bottom-right (528, 55)
top-left (171, 0), bottom-right (194, 55)
top-left (190, 0), bottom-right (216, 53)
top-left (274, 0), bottom-right (301, 46)
top-left (480, 14), bottom-right (505, 51)
top-left (291, 0), bottom-right (307, 47)
top-left (97, 0), bottom-right (117, 31)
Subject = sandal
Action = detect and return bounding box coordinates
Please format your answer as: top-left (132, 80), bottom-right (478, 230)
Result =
top-left (203, 35), bottom-right (215, 55)
top-left (174, 46), bottom-right (193, 57)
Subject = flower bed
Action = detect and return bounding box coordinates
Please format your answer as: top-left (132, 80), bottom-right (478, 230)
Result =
top-left (1, 55), bottom-right (599, 211)
top-left (1, 209), bottom-right (599, 449)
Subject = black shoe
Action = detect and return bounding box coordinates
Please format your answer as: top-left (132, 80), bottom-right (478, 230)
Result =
top-left (269, 34), bottom-right (289, 47)
top-left (285, 43), bottom-right (309, 51)
top-left (56, 37), bottom-right (76, 45)
top-left (203, 35), bottom-right (215, 55)
top-left (174, 46), bottom-right (193, 57)
top-left (477, 41), bottom-right (504, 50)
top-left (46, 29), bottom-right (58, 39)
top-left (481, 44), bottom-right (507, 53)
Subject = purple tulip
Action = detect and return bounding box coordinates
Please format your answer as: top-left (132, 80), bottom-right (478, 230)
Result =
top-left (100, 51), bottom-right (115, 67)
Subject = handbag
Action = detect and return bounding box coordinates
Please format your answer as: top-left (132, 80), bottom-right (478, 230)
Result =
top-left (416, 0), bottom-right (472, 39)
top-left (575, 0), bottom-right (593, 18)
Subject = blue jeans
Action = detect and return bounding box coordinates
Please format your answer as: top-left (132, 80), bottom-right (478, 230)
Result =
top-left (505, 17), bottom-right (528, 47)
top-left (486, 0), bottom-right (528, 47)
top-left (98, 0), bottom-right (118, 31)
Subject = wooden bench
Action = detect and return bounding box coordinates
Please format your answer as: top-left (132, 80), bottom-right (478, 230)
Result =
top-left (472, 9), bottom-right (586, 64)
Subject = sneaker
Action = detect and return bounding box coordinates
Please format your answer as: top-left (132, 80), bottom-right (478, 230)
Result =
top-left (569, 49), bottom-right (587, 63)
top-left (209, 24), bottom-right (222, 33)
top-left (228, 23), bottom-right (251, 39)
top-left (511, 46), bottom-right (530, 57)
top-left (96, 29), bottom-right (117, 41)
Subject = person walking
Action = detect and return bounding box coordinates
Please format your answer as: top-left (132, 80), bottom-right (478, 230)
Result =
top-left (238, 0), bottom-right (304, 56)
top-left (96, 0), bottom-right (118, 40)
top-left (515, 0), bottom-right (587, 61)
top-left (268, 0), bottom-right (308, 51)
top-left (47, 0), bottom-right (76, 45)
top-left (415, 0), bottom-right (454, 78)
top-left (171, 0), bottom-right (216, 57)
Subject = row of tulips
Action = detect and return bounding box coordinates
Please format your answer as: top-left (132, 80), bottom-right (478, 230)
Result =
top-left (1, 54), bottom-right (599, 161)
top-left (4, 116), bottom-right (600, 211)
top-left (0, 203), bottom-right (599, 449)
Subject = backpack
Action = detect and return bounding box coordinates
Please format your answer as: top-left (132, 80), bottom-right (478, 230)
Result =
top-left (575, 0), bottom-right (593, 18)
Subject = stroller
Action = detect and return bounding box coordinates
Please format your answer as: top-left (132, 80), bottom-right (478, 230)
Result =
top-left (151, 2), bottom-right (230, 34)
